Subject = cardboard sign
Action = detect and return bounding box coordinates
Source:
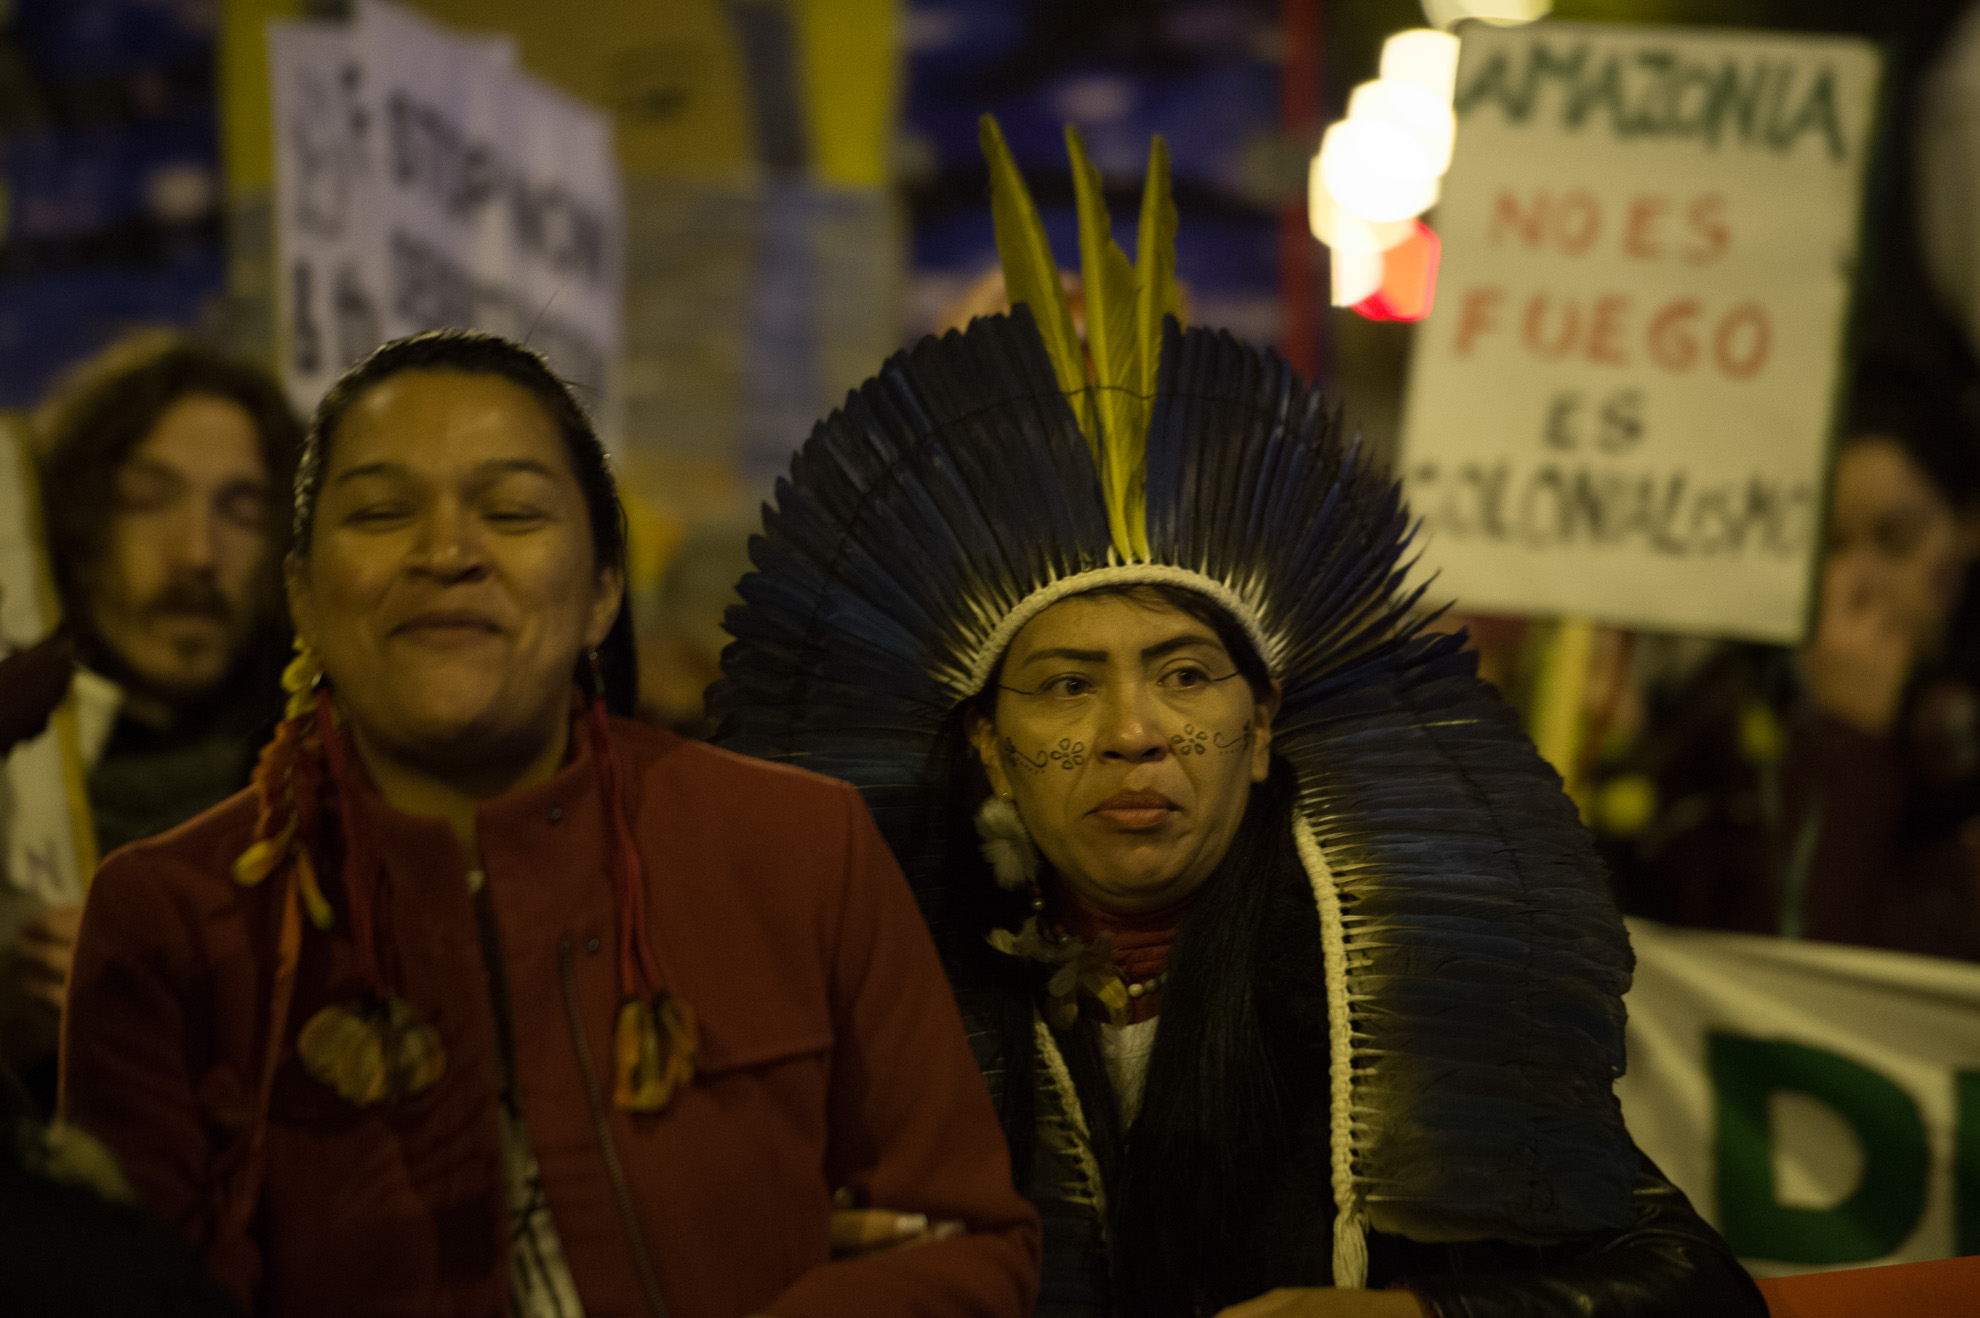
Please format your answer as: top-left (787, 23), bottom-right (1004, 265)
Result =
top-left (271, 1), bottom-right (623, 430)
top-left (269, 18), bottom-right (383, 414)
top-left (1397, 22), bottom-right (1881, 642)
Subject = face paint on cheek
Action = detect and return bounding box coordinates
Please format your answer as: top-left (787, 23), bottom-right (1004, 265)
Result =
top-left (1213, 721), bottom-right (1254, 754)
top-left (1002, 736), bottom-right (1049, 774)
top-left (1048, 738), bottom-right (1085, 768)
top-left (1170, 724), bottom-right (1210, 756)
top-left (1002, 735), bottom-right (1087, 772)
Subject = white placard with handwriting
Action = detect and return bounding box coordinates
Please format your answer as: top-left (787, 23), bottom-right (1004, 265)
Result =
top-left (1398, 21), bottom-right (1880, 642)
top-left (271, 1), bottom-right (623, 434)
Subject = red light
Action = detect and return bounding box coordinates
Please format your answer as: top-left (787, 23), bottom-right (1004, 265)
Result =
top-left (1352, 221), bottom-right (1441, 322)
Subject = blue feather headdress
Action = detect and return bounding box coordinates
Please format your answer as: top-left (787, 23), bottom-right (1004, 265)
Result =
top-left (712, 117), bottom-right (1637, 1282)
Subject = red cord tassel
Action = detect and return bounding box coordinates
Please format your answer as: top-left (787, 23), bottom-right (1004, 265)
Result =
top-left (314, 687), bottom-right (387, 999)
top-left (587, 693), bottom-right (695, 1111)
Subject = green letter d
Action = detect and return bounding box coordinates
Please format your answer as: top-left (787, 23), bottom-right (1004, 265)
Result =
top-left (1711, 1032), bottom-right (1928, 1263)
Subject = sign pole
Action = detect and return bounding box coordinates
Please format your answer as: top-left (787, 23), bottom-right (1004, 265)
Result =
top-left (1528, 614), bottom-right (1594, 804)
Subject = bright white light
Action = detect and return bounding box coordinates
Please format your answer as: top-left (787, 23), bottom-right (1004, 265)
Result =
top-left (1347, 78), bottom-right (1455, 175)
top-left (1309, 159), bottom-right (1413, 253)
top-left (1381, 29), bottom-right (1461, 102)
top-left (1331, 246), bottom-right (1385, 307)
top-left (1318, 118), bottom-right (1441, 224)
top-left (1421, 0), bottom-right (1550, 29)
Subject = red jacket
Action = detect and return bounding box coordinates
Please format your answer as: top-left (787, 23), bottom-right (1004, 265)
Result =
top-left (62, 717), bottom-right (1039, 1317)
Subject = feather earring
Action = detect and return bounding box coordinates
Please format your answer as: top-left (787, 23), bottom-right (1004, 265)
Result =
top-left (974, 793), bottom-right (1038, 891)
top-left (975, 795), bottom-right (1131, 1028)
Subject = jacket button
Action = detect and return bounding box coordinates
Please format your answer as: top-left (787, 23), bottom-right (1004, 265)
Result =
top-left (548, 806), bottom-right (564, 824)
top-left (586, 937), bottom-right (601, 955)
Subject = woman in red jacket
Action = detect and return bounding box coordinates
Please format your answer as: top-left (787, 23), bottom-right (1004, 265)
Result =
top-left (61, 330), bottom-right (1039, 1317)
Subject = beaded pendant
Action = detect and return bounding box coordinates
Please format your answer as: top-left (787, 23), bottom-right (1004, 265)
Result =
top-left (297, 996), bottom-right (446, 1106)
top-left (613, 993), bottom-right (698, 1113)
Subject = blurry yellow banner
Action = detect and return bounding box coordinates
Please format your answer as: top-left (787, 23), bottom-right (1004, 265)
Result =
top-left (792, 0), bottom-right (897, 188)
top-left (221, 0), bottom-right (305, 197)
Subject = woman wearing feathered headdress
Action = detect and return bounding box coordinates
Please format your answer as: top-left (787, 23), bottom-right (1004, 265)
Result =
top-left (713, 120), bottom-right (1766, 1318)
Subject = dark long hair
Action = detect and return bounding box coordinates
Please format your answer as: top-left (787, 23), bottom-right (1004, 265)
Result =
top-left (1111, 765), bottom-right (1329, 1315)
top-left (294, 330), bottom-right (636, 714)
top-left (952, 583), bottom-right (1326, 1316)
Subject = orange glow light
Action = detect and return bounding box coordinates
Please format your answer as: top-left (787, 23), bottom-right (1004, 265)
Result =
top-left (1353, 221), bottom-right (1441, 322)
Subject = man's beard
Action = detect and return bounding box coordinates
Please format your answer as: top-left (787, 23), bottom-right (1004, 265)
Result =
top-left (80, 572), bottom-right (253, 716)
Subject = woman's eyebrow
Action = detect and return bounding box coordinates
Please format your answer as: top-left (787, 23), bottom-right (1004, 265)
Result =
top-left (1019, 646), bottom-right (1108, 667)
top-left (332, 458), bottom-right (560, 486)
top-left (120, 456), bottom-right (184, 481)
top-left (475, 457), bottom-right (560, 479)
top-left (1141, 634), bottom-right (1222, 660)
top-left (332, 461), bottom-right (405, 485)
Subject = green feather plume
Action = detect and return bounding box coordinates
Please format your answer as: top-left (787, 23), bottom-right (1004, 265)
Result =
top-left (978, 115), bottom-right (1092, 446)
top-left (1066, 124), bottom-right (1146, 561)
top-left (1135, 136), bottom-right (1181, 412)
top-left (981, 115), bottom-right (1182, 564)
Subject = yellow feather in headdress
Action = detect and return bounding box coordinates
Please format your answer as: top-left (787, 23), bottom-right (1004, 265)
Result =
top-left (1066, 125), bottom-right (1144, 561)
top-left (1133, 136), bottom-right (1182, 420)
top-left (979, 116), bottom-right (1091, 433)
top-left (979, 116), bottom-right (1183, 565)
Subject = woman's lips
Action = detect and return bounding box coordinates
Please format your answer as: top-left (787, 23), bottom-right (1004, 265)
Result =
top-left (392, 610), bottom-right (503, 646)
top-left (1091, 790), bottom-right (1178, 830)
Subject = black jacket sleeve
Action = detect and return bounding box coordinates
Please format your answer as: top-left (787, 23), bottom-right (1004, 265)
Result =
top-left (1400, 1149), bottom-right (1765, 1318)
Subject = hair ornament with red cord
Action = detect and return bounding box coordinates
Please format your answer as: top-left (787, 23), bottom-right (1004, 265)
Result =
top-left (231, 637), bottom-right (333, 926)
top-left (585, 652), bottom-right (699, 1112)
top-left (232, 638), bottom-right (448, 1108)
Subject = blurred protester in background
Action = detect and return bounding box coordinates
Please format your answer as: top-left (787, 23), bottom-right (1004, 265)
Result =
top-left (37, 336), bottom-right (301, 852)
top-left (635, 516), bottom-right (754, 737)
top-left (1605, 357), bottom-right (1980, 958)
top-left (0, 682), bottom-right (241, 1316)
top-left (0, 336), bottom-right (298, 1109)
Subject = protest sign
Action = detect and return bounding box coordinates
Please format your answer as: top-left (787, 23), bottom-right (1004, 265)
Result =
top-left (269, 18), bottom-right (381, 414)
top-left (271, 1), bottom-right (622, 428)
top-left (1619, 919), bottom-right (1980, 1275)
top-left (1397, 22), bottom-right (1880, 643)
top-left (0, 423), bottom-right (93, 906)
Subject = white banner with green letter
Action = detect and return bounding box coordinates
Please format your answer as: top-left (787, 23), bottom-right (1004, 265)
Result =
top-left (1618, 918), bottom-right (1980, 1276)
